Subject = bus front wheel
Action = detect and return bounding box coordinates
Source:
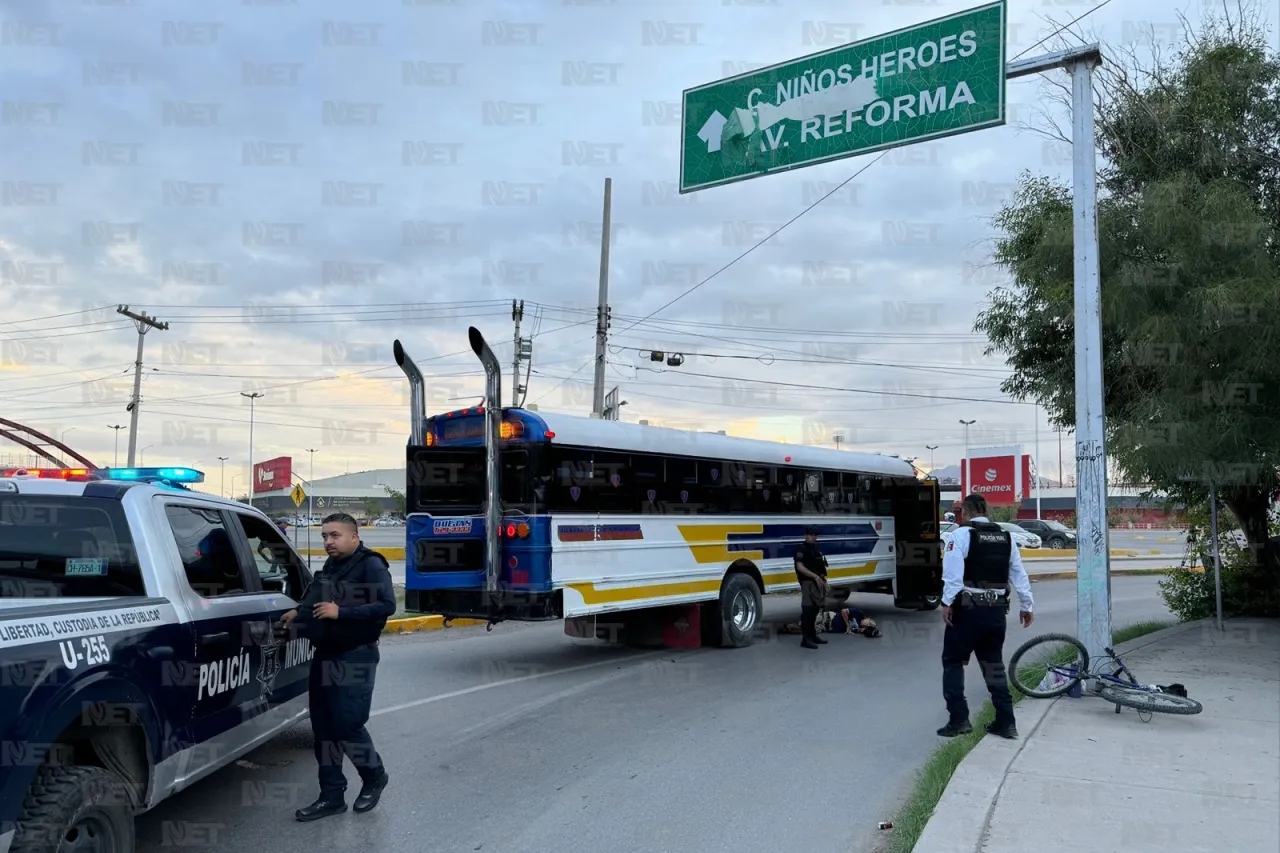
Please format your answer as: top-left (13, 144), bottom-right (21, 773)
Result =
top-left (704, 573), bottom-right (762, 648)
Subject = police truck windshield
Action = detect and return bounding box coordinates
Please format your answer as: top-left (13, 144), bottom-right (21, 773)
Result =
top-left (0, 495), bottom-right (145, 598)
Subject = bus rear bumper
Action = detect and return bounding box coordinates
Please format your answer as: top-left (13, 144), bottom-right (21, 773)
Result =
top-left (403, 588), bottom-right (563, 622)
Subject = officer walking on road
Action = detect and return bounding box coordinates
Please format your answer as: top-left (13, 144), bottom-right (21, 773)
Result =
top-left (281, 512), bottom-right (396, 821)
top-left (936, 494), bottom-right (1034, 739)
top-left (794, 526), bottom-right (830, 649)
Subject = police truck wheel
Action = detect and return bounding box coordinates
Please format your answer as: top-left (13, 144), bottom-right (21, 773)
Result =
top-left (12, 766), bottom-right (135, 853)
top-left (714, 573), bottom-right (761, 648)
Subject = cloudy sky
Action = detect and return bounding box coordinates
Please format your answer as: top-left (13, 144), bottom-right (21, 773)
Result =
top-left (2, 0), bottom-right (1273, 495)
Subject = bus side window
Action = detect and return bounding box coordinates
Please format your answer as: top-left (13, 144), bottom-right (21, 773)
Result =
top-left (632, 453), bottom-right (664, 513)
top-left (748, 465), bottom-right (778, 513)
top-left (822, 470), bottom-right (844, 514)
top-left (696, 460), bottom-right (728, 514)
top-left (593, 451), bottom-right (632, 514)
top-left (664, 456), bottom-right (700, 514)
top-left (548, 447), bottom-right (594, 513)
top-left (776, 466), bottom-right (801, 513)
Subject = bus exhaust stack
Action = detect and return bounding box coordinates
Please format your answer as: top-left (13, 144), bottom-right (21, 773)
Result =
top-left (468, 326), bottom-right (503, 600)
top-left (393, 339), bottom-right (426, 446)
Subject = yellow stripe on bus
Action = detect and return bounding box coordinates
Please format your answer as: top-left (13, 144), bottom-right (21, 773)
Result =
top-left (762, 561), bottom-right (880, 587)
top-left (568, 561), bottom-right (881, 605)
top-left (567, 578), bottom-right (723, 605)
top-left (676, 523), bottom-right (764, 564)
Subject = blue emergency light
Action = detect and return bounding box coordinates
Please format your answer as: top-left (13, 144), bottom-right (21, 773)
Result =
top-left (98, 466), bottom-right (205, 484)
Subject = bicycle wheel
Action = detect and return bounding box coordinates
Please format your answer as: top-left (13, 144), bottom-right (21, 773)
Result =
top-left (1098, 685), bottom-right (1203, 715)
top-left (1009, 633), bottom-right (1090, 698)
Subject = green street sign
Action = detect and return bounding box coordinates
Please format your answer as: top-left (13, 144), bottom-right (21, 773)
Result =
top-left (679, 0), bottom-right (1007, 193)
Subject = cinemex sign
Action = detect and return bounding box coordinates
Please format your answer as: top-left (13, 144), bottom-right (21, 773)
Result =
top-left (960, 445), bottom-right (1032, 506)
top-left (253, 456), bottom-right (292, 494)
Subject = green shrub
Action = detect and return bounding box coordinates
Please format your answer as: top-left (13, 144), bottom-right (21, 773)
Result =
top-left (1157, 500), bottom-right (1280, 620)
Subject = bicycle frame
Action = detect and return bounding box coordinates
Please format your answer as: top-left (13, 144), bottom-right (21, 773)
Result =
top-left (1047, 645), bottom-right (1139, 690)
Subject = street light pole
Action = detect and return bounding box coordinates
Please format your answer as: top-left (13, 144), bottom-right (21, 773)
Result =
top-left (306, 448), bottom-right (318, 568)
top-left (926, 444), bottom-right (938, 475)
top-left (241, 392), bottom-right (263, 507)
top-left (959, 420), bottom-right (976, 494)
top-left (107, 425), bottom-right (125, 467)
top-left (217, 456), bottom-right (228, 498)
top-left (1034, 405), bottom-right (1042, 520)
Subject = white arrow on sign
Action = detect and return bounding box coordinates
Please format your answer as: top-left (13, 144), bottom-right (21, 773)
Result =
top-left (697, 110), bottom-right (727, 153)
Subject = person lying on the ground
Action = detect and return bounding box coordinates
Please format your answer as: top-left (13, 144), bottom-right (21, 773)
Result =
top-left (831, 607), bottom-right (881, 637)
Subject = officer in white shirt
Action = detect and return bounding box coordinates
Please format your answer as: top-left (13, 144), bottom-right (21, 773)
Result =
top-left (936, 494), bottom-right (1034, 739)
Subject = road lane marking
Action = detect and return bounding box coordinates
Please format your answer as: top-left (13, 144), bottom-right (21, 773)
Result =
top-left (370, 650), bottom-right (666, 718)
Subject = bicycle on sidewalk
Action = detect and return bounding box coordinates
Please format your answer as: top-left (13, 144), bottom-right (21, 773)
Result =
top-left (1008, 632), bottom-right (1203, 721)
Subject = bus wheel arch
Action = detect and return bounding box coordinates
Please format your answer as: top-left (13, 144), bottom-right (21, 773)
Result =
top-left (701, 562), bottom-right (764, 648)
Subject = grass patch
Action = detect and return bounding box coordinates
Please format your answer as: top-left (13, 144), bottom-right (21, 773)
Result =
top-left (1112, 619), bottom-right (1174, 644)
top-left (883, 618), bottom-right (1175, 853)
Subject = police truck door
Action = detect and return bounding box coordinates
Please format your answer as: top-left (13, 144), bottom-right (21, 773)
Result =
top-left (159, 502), bottom-right (272, 763)
top-left (224, 508), bottom-right (315, 712)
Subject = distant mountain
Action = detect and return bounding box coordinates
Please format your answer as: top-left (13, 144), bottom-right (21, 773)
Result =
top-left (928, 464), bottom-right (1055, 488)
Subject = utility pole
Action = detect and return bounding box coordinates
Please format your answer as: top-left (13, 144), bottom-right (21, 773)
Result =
top-left (591, 177), bottom-right (612, 416)
top-left (117, 305), bottom-right (168, 467)
top-left (926, 444), bottom-right (938, 474)
top-left (107, 424), bottom-right (126, 467)
top-left (217, 456), bottom-right (228, 497)
top-left (833, 433), bottom-right (843, 450)
top-left (241, 392), bottom-right (263, 507)
top-left (511, 300), bottom-right (532, 407)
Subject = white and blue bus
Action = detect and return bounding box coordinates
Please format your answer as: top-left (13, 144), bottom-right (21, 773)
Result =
top-left (393, 329), bottom-right (942, 648)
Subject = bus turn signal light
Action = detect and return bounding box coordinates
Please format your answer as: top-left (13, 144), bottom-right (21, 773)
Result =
top-left (517, 523), bottom-right (530, 538)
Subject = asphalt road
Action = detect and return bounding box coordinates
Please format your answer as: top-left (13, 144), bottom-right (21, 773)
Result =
top-left (134, 576), bottom-right (1175, 853)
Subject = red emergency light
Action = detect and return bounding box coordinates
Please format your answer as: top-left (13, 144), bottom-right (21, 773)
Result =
top-left (0, 467), bottom-right (92, 480)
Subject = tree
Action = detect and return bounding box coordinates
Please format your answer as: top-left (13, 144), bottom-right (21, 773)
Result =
top-left (363, 498), bottom-right (383, 520)
top-left (974, 8), bottom-right (1280, 582)
top-left (383, 486), bottom-right (406, 517)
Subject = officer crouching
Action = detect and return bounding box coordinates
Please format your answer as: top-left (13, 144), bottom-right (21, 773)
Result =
top-left (281, 512), bottom-right (396, 820)
top-left (936, 494), bottom-right (1034, 739)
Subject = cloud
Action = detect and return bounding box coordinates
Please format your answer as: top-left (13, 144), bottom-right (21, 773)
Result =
top-left (0, 0), bottom-right (1263, 484)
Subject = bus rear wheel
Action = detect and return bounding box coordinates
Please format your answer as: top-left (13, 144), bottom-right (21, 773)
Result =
top-left (703, 573), bottom-right (762, 648)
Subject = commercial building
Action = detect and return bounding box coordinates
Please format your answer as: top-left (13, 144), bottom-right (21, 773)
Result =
top-left (244, 456), bottom-right (404, 518)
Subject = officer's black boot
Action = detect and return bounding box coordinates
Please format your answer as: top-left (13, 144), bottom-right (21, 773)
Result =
top-left (985, 721), bottom-right (1018, 739)
top-left (296, 795), bottom-right (347, 821)
top-left (936, 719), bottom-right (973, 737)
top-left (353, 771), bottom-right (389, 813)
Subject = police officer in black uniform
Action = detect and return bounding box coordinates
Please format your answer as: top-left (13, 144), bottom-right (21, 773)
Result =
top-left (936, 494), bottom-right (1034, 739)
top-left (281, 512), bottom-right (396, 820)
top-left (794, 526), bottom-right (830, 649)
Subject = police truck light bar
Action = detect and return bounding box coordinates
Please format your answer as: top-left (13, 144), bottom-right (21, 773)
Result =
top-left (0, 466), bottom-right (205, 484)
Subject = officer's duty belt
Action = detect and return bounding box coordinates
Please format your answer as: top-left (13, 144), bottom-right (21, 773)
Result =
top-left (960, 589), bottom-right (1005, 606)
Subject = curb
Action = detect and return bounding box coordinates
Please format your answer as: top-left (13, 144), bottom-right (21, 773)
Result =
top-left (382, 614), bottom-right (487, 634)
top-left (1029, 565), bottom-right (1197, 582)
top-left (1020, 547), bottom-right (1160, 558)
top-left (911, 618), bottom-right (1206, 853)
top-left (301, 547), bottom-right (406, 561)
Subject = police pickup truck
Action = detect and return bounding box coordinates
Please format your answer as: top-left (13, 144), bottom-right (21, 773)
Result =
top-left (0, 466), bottom-right (319, 852)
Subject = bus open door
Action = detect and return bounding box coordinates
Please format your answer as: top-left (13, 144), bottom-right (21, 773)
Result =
top-left (891, 477), bottom-right (942, 610)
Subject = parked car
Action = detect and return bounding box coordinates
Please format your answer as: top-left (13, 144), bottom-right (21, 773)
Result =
top-left (1014, 518), bottom-right (1077, 549)
top-left (997, 522), bottom-right (1042, 550)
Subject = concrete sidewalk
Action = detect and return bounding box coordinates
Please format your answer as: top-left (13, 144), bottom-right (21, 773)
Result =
top-left (914, 618), bottom-right (1280, 853)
